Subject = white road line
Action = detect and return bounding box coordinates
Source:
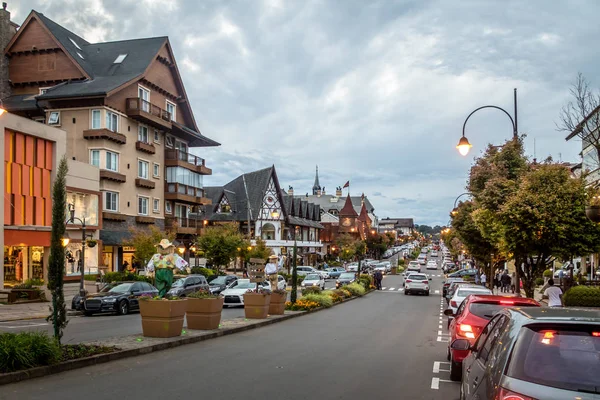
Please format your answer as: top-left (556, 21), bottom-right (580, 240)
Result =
top-left (433, 361), bottom-right (441, 373)
top-left (435, 290), bottom-right (440, 294)
top-left (438, 330), bottom-right (443, 335)
top-left (439, 324), bottom-right (442, 329)
top-left (431, 377), bottom-right (439, 389)
top-left (437, 337), bottom-right (449, 342)
top-left (388, 287), bottom-right (395, 291)
top-left (0, 323), bottom-right (48, 329)
top-left (382, 287), bottom-right (387, 290)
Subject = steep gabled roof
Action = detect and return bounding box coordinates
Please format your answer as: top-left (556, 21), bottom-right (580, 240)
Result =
top-left (339, 195), bottom-right (358, 217)
top-left (358, 203), bottom-right (370, 223)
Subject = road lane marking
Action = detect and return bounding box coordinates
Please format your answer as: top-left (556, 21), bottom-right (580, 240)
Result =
top-left (0, 323), bottom-right (48, 329)
top-left (433, 361), bottom-right (451, 373)
top-left (439, 324), bottom-right (442, 329)
top-left (437, 337), bottom-right (449, 342)
top-left (382, 287), bottom-right (387, 290)
top-left (435, 290), bottom-right (440, 294)
top-left (431, 377), bottom-right (439, 389)
top-left (388, 288), bottom-right (395, 291)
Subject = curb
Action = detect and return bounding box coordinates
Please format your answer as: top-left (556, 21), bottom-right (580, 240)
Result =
top-left (0, 310), bottom-right (82, 323)
top-left (0, 291), bottom-right (369, 386)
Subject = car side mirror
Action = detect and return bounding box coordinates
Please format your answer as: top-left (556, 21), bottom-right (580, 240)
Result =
top-left (443, 309), bottom-right (455, 316)
top-left (429, 277), bottom-right (432, 281)
top-left (450, 339), bottom-right (471, 351)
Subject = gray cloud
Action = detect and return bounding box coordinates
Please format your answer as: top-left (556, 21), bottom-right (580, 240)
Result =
top-left (12, 0), bottom-right (594, 225)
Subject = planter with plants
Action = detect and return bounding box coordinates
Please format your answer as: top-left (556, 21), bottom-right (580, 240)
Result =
top-left (268, 289), bottom-right (287, 315)
top-left (243, 287), bottom-right (271, 319)
top-left (86, 239), bottom-right (97, 248)
top-left (138, 295), bottom-right (187, 338)
top-left (185, 290), bottom-right (224, 330)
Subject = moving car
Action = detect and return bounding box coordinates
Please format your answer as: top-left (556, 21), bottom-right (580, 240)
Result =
top-left (222, 279), bottom-right (271, 307)
top-left (426, 260), bottom-right (438, 270)
top-left (453, 307), bottom-right (600, 400)
top-left (167, 274), bottom-right (210, 297)
top-left (430, 250), bottom-right (438, 257)
top-left (83, 281), bottom-right (158, 316)
top-left (336, 272), bottom-right (357, 288)
top-left (301, 273), bottom-right (325, 290)
top-left (407, 261), bottom-right (421, 273)
top-left (325, 267), bottom-right (346, 279)
top-left (447, 285), bottom-right (492, 315)
top-left (445, 295), bottom-right (540, 381)
top-left (373, 263), bottom-right (387, 275)
top-left (417, 255), bottom-right (427, 265)
top-left (208, 275), bottom-right (239, 294)
top-left (404, 273), bottom-right (431, 295)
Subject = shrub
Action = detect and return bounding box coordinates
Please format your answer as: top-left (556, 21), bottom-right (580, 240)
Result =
top-left (302, 286), bottom-right (322, 295)
top-left (0, 332), bottom-right (61, 373)
top-left (534, 277), bottom-right (544, 286)
top-left (359, 274), bottom-right (373, 290)
top-left (84, 275), bottom-right (98, 282)
top-left (322, 290), bottom-right (343, 303)
top-left (328, 261), bottom-right (341, 267)
top-left (103, 271), bottom-right (152, 284)
top-left (190, 267), bottom-right (215, 278)
top-left (285, 299), bottom-right (320, 311)
top-left (543, 269), bottom-right (553, 278)
top-left (340, 288), bottom-right (352, 298)
top-left (398, 259), bottom-right (406, 266)
top-left (346, 282), bottom-right (366, 297)
top-left (563, 286), bottom-right (600, 307)
top-left (288, 275), bottom-right (304, 285)
top-left (302, 293), bottom-right (333, 308)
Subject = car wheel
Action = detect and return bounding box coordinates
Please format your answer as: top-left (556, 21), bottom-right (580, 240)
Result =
top-left (447, 347), bottom-right (451, 361)
top-left (450, 359), bottom-right (462, 381)
top-left (425, 291), bottom-right (430, 296)
top-left (405, 290), bottom-right (409, 295)
top-left (118, 300), bottom-right (129, 315)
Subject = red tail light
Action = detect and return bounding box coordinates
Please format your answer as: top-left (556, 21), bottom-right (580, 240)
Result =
top-left (499, 300), bottom-right (515, 305)
top-left (422, 280), bottom-right (429, 284)
top-left (496, 387), bottom-right (536, 400)
top-left (406, 279), bottom-right (412, 283)
top-left (450, 300), bottom-right (457, 307)
top-left (458, 324), bottom-right (475, 339)
top-left (592, 332), bottom-right (600, 337)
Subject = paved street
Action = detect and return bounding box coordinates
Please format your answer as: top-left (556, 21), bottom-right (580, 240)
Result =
top-left (2, 259), bottom-right (460, 399)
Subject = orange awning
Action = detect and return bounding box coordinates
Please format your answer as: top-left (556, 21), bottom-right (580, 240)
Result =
top-left (4, 229), bottom-right (51, 246)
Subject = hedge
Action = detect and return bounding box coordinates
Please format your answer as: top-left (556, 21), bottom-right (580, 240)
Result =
top-left (563, 285), bottom-right (600, 307)
top-left (103, 272), bottom-right (152, 284)
top-left (543, 269), bottom-right (553, 278)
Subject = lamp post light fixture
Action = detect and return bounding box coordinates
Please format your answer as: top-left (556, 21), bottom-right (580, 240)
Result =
top-left (457, 89), bottom-right (519, 157)
top-left (451, 192), bottom-right (473, 215)
top-left (61, 237), bottom-right (70, 247)
top-left (66, 203), bottom-right (93, 298)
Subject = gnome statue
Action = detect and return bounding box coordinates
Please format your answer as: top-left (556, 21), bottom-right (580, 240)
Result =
top-left (146, 239), bottom-right (189, 297)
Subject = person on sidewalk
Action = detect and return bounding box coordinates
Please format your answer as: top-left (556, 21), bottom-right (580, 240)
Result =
top-left (480, 272), bottom-right (487, 288)
top-left (501, 270), bottom-right (511, 293)
top-left (374, 270), bottom-right (383, 290)
top-left (542, 279), bottom-right (563, 307)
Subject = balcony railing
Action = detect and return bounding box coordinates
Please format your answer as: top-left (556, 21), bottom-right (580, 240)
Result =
top-left (165, 149), bottom-right (212, 175)
top-left (126, 98), bottom-right (172, 130)
top-left (164, 183), bottom-right (211, 205)
top-left (165, 216), bottom-right (203, 233)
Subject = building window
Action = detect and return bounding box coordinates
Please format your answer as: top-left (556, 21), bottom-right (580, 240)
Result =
top-left (106, 111), bottom-right (118, 132)
top-left (106, 151), bottom-right (119, 172)
top-left (104, 191), bottom-right (118, 212)
top-left (48, 111), bottom-right (60, 125)
top-left (165, 167), bottom-right (204, 189)
top-left (67, 192), bottom-right (100, 226)
top-left (166, 101), bottom-right (176, 122)
top-left (138, 125), bottom-right (149, 143)
top-left (154, 129), bottom-right (160, 143)
top-left (138, 86), bottom-right (150, 112)
top-left (138, 160), bottom-right (149, 179)
top-left (153, 163), bottom-right (160, 178)
top-left (153, 198), bottom-right (160, 213)
top-left (165, 201), bottom-right (172, 214)
top-left (91, 109), bottom-right (101, 129)
top-left (138, 196), bottom-right (149, 215)
top-left (165, 135), bottom-right (174, 148)
top-left (90, 150), bottom-right (100, 167)
top-left (39, 87), bottom-right (50, 95)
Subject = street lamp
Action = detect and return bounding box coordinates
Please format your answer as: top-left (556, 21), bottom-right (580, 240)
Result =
top-left (457, 89), bottom-right (519, 156)
top-left (61, 237), bottom-right (70, 247)
top-left (451, 192), bottom-right (473, 215)
top-left (66, 203), bottom-right (93, 298)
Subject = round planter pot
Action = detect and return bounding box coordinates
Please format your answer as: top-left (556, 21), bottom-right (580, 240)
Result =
top-left (186, 297), bottom-right (224, 330)
top-left (268, 292), bottom-right (287, 315)
top-left (243, 293), bottom-right (271, 319)
top-left (586, 206), bottom-right (600, 223)
top-left (139, 299), bottom-right (187, 338)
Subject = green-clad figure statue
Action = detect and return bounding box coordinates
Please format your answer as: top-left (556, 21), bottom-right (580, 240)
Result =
top-left (146, 239), bottom-right (189, 297)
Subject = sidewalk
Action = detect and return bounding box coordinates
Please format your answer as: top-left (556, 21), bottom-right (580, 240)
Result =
top-left (0, 302), bottom-right (50, 322)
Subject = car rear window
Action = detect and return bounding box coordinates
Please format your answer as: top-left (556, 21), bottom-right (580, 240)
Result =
top-left (506, 325), bottom-right (600, 393)
top-left (457, 289), bottom-right (490, 297)
top-left (409, 274), bottom-right (427, 280)
top-left (468, 302), bottom-right (538, 320)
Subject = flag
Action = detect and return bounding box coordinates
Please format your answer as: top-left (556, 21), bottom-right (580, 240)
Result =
top-left (343, 181), bottom-right (350, 188)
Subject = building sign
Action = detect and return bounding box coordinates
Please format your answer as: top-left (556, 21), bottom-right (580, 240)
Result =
top-left (248, 258), bottom-right (266, 283)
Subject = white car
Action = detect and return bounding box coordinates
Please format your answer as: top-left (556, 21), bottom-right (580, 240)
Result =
top-left (426, 260), bottom-right (438, 270)
top-left (447, 285), bottom-right (492, 314)
top-left (406, 261), bottom-right (421, 273)
top-left (346, 263), bottom-right (359, 272)
top-left (222, 279), bottom-right (271, 307)
top-left (404, 273), bottom-right (431, 296)
top-left (301, 273), bottom-right (325, 290)
top-left (373, 263), bottom-right (387, 274)
top-left (430, 251), bottom-right (438, 257)
top-left (380, 261), bottom-right (392, 273)
top-left (296, 266), bottom-right (318, 276)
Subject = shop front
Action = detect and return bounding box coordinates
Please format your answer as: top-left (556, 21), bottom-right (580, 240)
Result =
top-left (3, 229), bottom-right (50, 288)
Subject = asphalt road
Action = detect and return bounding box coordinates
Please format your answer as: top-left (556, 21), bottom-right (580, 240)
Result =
top-left (2, 256), bottom-right (459, 399)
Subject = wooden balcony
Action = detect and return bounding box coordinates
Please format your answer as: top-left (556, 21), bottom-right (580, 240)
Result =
top-left (135, 216), bottom-right (156, 224)
top-left (126, 98), bottom-right (172, 130)
top-left (83, 129), bottom-right (127, 144)
top-left (136, 140), bottom-right (156, 154)
top-left (165, 216), bottom-right (204, 235)
top-left (164, 183), bottom-right (212, 205)
top-left (99, 170), bottom-right (126, 183)
top-left (135, 178), bottom-right (156, 189)
top-left (164, 149), bottom-right (212, 175)
top-left (102, 211), bottom-right (126, 221)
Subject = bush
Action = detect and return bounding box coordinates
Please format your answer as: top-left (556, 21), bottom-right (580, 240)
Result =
top-left (0, 332), bottom-right (61, 373)
top-left (103, 271), bottom-right (152, 284)
top-left (340, 288), bottom-right (352, 298)
top-left (302, 286), bottom-right (322, 295)
top-left (563, 286), bottom-right (600, 307)
top-left (398, 259), bottom-right (406, 266)
top-left (328, 261), bottom-right (341, 267)
top-left (285, 298), bottom-right (320, 311)
top-left (322, 290), bottom-right (343, 303)
top-left (535, 277), bottom-right (544, 286)
top-left (543, 269), bottom-right (553, 278)
top-left (346, 282), bottom-right (366, 297)
top-left (397, 266), bottom-right (405, 273)
top-left (190, 267), bottom-right (215, 277)
top-left (302, 293), bottom-right (333, 308)
top-left (359, 274), bottom-right (373, 290)
top-left (84, 275), bottom-right (98, 281)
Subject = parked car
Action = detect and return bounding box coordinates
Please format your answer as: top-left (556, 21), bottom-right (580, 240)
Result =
top-left (445, 281), bottom-right (475, 306)
top-left (83, 281), bottom-right (158, 316)
top-left (453, 307), bottom-right (600, 399)
top-left (167, 275), bottom-right (210, 297)
top-left (444, 295), bottom-right (540, 381)
top-left (426, 260), bottom-right (438, 270)
top-left (325, 267), bottom-right (346, 279)
top-left (208, 275), bottom-right (239, 294)
top-left (296, 266), bottom-right (318, 276)
top-left (301, 273), bottom-right (325, 289)
top-left (346, 263), bottom-right (359, 272)
top-left (380, 261), bottom-right (392, 273)
top-left (404, 273), bottom-right (431, 296)
top-left (442, 277), bottom-right (465, 297)
top-left (447, 268), bottom-right (478, 279)
top-left (276, 274), bottom-right (287, 290)
top-left (407, 261), bottom-right (421, 273)
top-left (447, 285), bottom-right (492, 315)
top-left (222, 279), bottom-right (271, 307)
top-left (336, 272), bottom-right (357, 288)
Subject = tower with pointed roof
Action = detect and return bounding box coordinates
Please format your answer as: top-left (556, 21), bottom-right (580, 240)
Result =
top-left (312, 165), bottom-right (322, 196)
top-left (339, 194), bottom-right (359, 234)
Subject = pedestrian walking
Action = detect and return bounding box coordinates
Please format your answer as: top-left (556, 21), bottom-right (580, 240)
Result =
top-left (501, 270), bottom-right (511, 293)
top-left (480, 272), bottom-right (487, 288)
top-left (374, 270), bottom-right (383, 290)
top-left (542, 279), bottom-right (563, 307)
top-left (511, 272), bottom-right (516, 293)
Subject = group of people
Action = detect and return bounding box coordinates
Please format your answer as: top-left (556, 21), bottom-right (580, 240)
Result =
top-left (373, 269), bottom-right (384, 290)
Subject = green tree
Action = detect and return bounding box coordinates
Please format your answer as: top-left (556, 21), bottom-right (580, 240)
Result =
top-left (246, 237), bottom-right (272, 261)
top-left (47, 156), bottom-right (68, 344)
top-left (366, 233), bottom-right (388, 259)
top-left (196, 223), bottom-right (244, 270)
top-left (124, 225), bottom-right (176, 269)
top-left (336, 234), bottom-right (357, 261)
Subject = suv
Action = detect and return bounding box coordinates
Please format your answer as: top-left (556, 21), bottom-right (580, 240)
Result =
top-left (168, 275), bottom-right (210, 297)
top-left (404, 273), bottom-right (431, 296)
top-left (208, 275), bottom-right (238, 294)
top-left (407, 261), bottom-right (421, 273)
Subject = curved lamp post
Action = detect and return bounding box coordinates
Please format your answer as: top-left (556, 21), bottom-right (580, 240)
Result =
top-left (451, 192), bottom-right (473, 215)
top-left (66, 203), bottom-right (93, 298)
top-left (457, 89), bottom-right (519, 156)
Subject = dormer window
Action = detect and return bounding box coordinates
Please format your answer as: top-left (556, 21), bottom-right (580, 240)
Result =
top-left (69, 37), bottom-right (82, 50)
top-left (113, 54), bottom-right (127, 64)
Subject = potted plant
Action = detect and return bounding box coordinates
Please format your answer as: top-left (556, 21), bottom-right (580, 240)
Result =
top-left (585, 187), bottom-right (600, 222)
top-left (139, 294), bottom-right (187, 338)
top-left (87, 239), bottom-right (97, 248)
top-left (186, 289), bottom-right (224, 330)
top-left (268, 288), bottom-right (287, 315)
top-left (243, 286), bottom-right (271, 319)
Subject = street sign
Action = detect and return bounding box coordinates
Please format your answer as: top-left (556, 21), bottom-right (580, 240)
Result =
top-left (248, 258), bottom-right (266, 283)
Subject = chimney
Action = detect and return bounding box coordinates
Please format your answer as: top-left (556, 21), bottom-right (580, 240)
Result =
top-left (335, 186), bottom-right (342, 197)
top-left (322, 186), bottom-right (325, 195)
top-left (0, 2), bottom-right (16, 101)
top-left (316, 189), bottom-right (321, 197)
top-left (288, 185), bottom-right (294, 196)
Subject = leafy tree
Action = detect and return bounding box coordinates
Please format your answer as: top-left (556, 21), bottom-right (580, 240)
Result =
top-left (366, 233), bottom-right (388, 259)
top-left (196, 223), bottom-right (244, 270)
top-left (246, 237), bottom-right (272, 261)
top-left (47, 157), bottom-right (68, 344)
top-left (124, 225), bottom-right (176, 269)
top-left (336, 234), bottom-right (357, 261)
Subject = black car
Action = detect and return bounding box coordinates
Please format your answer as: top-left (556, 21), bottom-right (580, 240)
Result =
top-left (336, 272), bottom-right (357, 288)
top-left (208, 275), bottom-right (238, 294)
top-left (447, 268), bottom-right (478, 279)
top-left (167, 275), bottom-right (210, 297)
top-left (83, 281), bottom-right (158, 316)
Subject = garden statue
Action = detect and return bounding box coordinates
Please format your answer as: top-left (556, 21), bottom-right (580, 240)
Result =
top-left (146, 239), bottom-right (188, 297)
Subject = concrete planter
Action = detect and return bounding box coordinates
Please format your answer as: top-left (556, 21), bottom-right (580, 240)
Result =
top-left (391, 267), bottom-right (398, 275)
top-left (268, 292), bottom-right (287, 315)
top-left (139, 299), bottom-right (187, 338)
top-left (243, 293), bottom-right (271, 319)
top-left (186, 297), bottom-right (223, 330)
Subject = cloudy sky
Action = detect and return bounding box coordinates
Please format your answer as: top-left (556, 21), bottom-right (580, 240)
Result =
top-left (12, 0), bottom-right (596, 226)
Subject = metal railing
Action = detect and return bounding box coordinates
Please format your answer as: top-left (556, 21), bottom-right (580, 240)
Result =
top-left (126, 98), bottom-right (171, 122)
top-left (165, 216), bottom-right (202, 229)
top-left (165, 149), bottom-right (205, 166)
top-left (166, 183), bottom-right (204, 198)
